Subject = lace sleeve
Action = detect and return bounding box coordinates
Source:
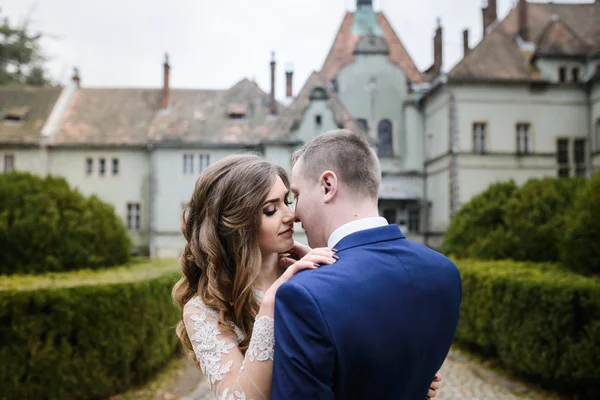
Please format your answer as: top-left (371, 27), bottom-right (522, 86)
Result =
top-left (183, 297), bottom-right (275, 400)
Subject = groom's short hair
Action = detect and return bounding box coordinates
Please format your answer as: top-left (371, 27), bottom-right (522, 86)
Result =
top-left (291, 129), bottom-right (381, 199)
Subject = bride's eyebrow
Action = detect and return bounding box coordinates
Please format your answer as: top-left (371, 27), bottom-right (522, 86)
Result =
top-left (262, 198), bottom-right (279, 206)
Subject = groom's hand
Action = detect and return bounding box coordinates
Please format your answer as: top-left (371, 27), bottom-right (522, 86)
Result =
top-left (427, 372), bottom-right (442, 399)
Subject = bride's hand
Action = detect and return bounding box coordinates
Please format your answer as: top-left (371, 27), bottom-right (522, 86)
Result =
top-left (263, 247), bottom-right (338, 308)
top-left (278, 241), bottom-right (314, 268)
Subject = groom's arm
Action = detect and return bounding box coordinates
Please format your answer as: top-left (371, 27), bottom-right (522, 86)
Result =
top-left (271, 280), bottom-right (335, 400)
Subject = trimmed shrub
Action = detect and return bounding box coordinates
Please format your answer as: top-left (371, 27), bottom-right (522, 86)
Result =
top-left (455, 259), bottom-right (600, 398)
top-left (561, 170), bottom-right (600, 275)
top-left (442, 180), bottom-right (517, 258)
top-left (502, 177), bottom-right (586, 262)
top-left (0, 259), bottom-right (180, 400)
top-left (0, 172), bottom-right (131, 275)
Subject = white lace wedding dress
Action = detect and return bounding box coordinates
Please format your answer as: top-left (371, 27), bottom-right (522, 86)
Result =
top-left (183, 291), bottom-right (274, 400)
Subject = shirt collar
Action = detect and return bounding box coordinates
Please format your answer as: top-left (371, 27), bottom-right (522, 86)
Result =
top-left (327, 217), bottom-right (389, 248)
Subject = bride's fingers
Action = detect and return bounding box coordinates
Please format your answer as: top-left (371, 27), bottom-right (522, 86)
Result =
top-left (301, 253), bottom-right (338, 265)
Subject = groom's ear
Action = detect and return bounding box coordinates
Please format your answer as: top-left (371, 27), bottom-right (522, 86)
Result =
top-left (320, 170), bottom-right (338, 203)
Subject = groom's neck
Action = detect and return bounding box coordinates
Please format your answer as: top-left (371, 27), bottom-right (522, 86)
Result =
top-left (324, 200), bottom-right (380, 242)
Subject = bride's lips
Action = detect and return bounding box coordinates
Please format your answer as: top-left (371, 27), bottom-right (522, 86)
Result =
top-left (279, 228), bottom-right (294, 237)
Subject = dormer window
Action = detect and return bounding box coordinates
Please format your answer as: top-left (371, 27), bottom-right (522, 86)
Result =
top-left (227, 103), bottom-right (247, 120)
top-left (558, 67), bottom-right (567, 83)
top-left (2, 106), bottom-right (30, 125)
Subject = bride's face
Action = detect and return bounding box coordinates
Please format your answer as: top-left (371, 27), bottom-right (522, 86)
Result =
top-left (258, 176), bottom-right (296, 255)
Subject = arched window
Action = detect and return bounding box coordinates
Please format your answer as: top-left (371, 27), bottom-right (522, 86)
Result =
top-left (378, 119), bottom-right (393, 157)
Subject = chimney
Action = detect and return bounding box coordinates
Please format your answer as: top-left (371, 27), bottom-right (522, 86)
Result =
top-left (433, 18), bottom-right (443, 75)
top-left (72, 67), bottom-right (81, 88)
top-left (463, 29), bottom-right (470, 57)
top-left (285, 64), bottom-right (293, 98)
top-left (518, 0), bottom-right (529, 41)
top-left (269, 52), bottom-right (277, 116)
top-left (481, 0), bottom-right (498, 36)
top-left (161, 53), bottom-right (170, 110)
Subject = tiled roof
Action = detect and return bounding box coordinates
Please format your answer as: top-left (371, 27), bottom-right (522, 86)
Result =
top-left (54, 79), bottom-right (288, 146)
top-left (320, 12), bottom-right (424, 84)
top-left (271, 71), bottom-right (367, 141)
top-left (0, 86), bottom-right (62, 144)
top-left (55, 88), bottom-right (161, 145)
top-left (449, 1), bottom-right (600, 81)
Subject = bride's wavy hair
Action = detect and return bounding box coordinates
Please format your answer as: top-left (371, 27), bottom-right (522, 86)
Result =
top-left (172, 153), bottom-right (290, 361)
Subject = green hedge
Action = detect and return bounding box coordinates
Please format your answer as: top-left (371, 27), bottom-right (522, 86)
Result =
top-left (0, 259), bottom-right (180, 400)
top-left (443, 176), bottom-right (588, 264)
top-left (456, 259), bottom-right (600, 398)
top-left (0, 172), bottom-right (131, 275)
top-left (561, 170), bottom-right (600, 275)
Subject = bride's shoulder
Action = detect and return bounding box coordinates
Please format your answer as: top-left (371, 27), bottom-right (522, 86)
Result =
top-left (183, 295), bottom-right (218, 318)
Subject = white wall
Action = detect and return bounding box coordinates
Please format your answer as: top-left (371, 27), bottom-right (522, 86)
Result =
top-left (453, 85), bottom-right (588, 154)
top-left (592, 82), bottom-right (600, 171)
top-left (153, 147), bottom-right (253, 257)
top-left (423, 89), bottom-right (450, 161)
top-left (294, 100), bottom-right (339, 144)
top-left (425, 155), bottom-right (450, 233)
top-left (536, 59), bottom-right (588, 83)
top-left (264, 145), bottom-right (293, 175)
top-left (48, 148), bottom-right (150, 250)
top-left (457, 153), bottom-right (557, 205)
top-left (0, 148), bottom-right (47, 175)
top-left (337, 54), bottom-right (410, 162)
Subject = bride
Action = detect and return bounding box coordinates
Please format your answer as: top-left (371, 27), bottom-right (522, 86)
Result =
top-left (172, 154), bottom-right (442, 399)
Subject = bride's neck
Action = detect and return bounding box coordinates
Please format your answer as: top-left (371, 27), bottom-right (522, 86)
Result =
top-left (255, 252), bottom-right (280, 291)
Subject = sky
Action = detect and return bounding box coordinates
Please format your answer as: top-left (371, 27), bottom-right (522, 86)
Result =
top-left (1, 0), bottom-right (593, 99)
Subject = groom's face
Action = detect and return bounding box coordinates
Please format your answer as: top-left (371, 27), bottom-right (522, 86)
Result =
top-left (291, 161), bottom-right (327, 248)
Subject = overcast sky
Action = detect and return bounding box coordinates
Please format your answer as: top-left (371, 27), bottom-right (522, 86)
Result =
top-left (2, 0), bottom-right (592, 98)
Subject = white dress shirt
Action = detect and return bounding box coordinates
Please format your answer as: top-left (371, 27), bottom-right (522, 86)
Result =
top-left (327, 217), bottom-right (389, 248)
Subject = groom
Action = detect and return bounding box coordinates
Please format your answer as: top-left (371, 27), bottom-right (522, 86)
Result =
top-left (272, 130), bottom-right (462, 399)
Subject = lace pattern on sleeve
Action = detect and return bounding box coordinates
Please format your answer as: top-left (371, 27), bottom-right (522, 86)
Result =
top-left (183, 296), bottom-right (275, 400)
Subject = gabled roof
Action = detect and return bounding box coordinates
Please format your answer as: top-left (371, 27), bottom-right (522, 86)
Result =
top-left (320, 12), bottom-right (423, 84)
top-left (449, 1), bottom-right (600, 81)
top-left (0, 86), bottom-right (62, 144)
top-left (54, 79), bottom-right (289, 146)
top-left (535, 18), bottom-right (592, 58)
top-left (270, 71), bottom-right (366, 139)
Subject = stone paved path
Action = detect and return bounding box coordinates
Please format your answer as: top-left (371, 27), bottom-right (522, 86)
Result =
top-left (175, 348), bottom-right (556, 400)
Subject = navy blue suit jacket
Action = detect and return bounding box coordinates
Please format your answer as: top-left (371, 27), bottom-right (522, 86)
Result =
top-left (271, 225), bottom-right (462, 400)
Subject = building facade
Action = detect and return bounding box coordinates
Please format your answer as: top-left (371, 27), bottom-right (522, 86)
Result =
top-left (1, 0), bottom-right (599, 255)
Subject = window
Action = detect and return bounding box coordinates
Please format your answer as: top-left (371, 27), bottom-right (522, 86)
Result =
top-left (112, 158), bottom-right (119, 175)
top-left (557, 138), bottom-right (569, 178)
top-left (183, 154), bottom-right (194, 174)
top-left (99, 158), bottom-right (106, 176)
top-left (559, 67), bottom-right (567, 83)
top-left (473, 123), bottom-right (487, 153)
top-left (572, 68), bottom-right (580, 83)
top-left (377, 119), bottom-right (393, 158)
top-left (315, 115), bottom-right (322, 128)
top-left (516, 123), bottom-right (530, 154)
top-left (356, 118), bottom-right (368, 133)
top-left (574, 138), bottom-right (586, 177)
top-left (126, 203), bottom-right (141, 230)
top-left (86, 158), bottom-right (93, 176)
top-left (3, 154), bottom-right (14, 173)
top-left (198, 154), bottom-right (210, 173)
top-left (408, 209), bottom-right (420, 233)
top-left (383, 208), bottom-right (396, 224)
